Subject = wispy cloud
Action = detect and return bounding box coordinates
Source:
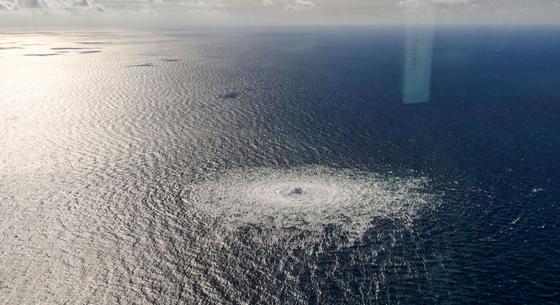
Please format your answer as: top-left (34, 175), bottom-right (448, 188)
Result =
top-left (0, 0), bottom-right (559, 25)
top-left (285, 0), bottom-right (315, 10)
top-left (0, 0), bottom-right (103, 12)
top-left (398, 0), bottom-right (471, 9)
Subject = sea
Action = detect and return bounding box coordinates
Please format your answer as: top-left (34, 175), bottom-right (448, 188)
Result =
top-left (0, 27), bottom-right (559, 305)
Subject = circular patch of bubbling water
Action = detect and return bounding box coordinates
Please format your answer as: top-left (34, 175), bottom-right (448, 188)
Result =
top-left (186, 167), bottom-right (436, 238)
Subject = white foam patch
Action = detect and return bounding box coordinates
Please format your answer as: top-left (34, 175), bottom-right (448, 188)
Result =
top-left (185, 166), bottom-right (437, 238)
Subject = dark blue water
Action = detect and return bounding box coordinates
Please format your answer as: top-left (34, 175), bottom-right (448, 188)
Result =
top-left (1, 27), bottom-right (559, 304)
top-left (283, 27), bottom-right (560, 304)
top-left (271, 27), bottom-right (560, 304)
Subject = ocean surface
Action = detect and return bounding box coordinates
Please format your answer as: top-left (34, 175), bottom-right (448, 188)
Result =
top-left (1, 27), bottom-right (559, 305)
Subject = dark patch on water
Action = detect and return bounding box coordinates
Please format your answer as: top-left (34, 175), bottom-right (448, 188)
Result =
top-left (77, 41), bottom-right (111, 45)
top-left (219, 92), bottom-right (240, 99)
top-left (160, 58), bottom-right (179, 62)
top-left (80, 50), bottom-right (102, 54)
top-left (127, 63), bottom-right (155, 67)
top-left (0, 46), bottom-right (23, 50)
top-left (51, 47), bottom-right (90, 50)
top-left (289, 187), bottom-right (304, 195)
top-left (23, 53), bottom-right (60, 57)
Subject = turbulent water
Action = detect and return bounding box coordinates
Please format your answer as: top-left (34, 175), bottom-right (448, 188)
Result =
top-left (186, 168), bottom-right (435, 236)
top-left (1, 28), bottom-right (559, 305)
top-left (186, 167), bottom-right (435, 240)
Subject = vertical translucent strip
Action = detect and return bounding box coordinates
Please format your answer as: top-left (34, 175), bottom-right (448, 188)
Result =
top-left (403, 2), bottom-right (435, 104)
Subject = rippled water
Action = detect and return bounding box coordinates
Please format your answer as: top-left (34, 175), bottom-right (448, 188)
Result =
top-left (1, 28), bottom-right (559, 305)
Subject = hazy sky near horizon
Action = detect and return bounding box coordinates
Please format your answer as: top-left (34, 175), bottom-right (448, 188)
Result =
top-left (1, 0), bottom-right (560, 27)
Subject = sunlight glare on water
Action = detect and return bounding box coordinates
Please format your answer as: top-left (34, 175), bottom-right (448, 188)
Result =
top-left (1, 28), bottom-right (559, 305)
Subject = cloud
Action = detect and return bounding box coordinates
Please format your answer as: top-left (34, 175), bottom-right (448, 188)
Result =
top-left (285, 0), bottom-right (315, 10)
top-left (0, 0), bottom-right (235, 13)
top-left (1, 0), bottom-right (559, 25)
top-left (0, 0), bottom-right (103, 12)
top-left (398, 0), bottom-right (471, 9)
top-left (0, 0), bottom-right (17, 9)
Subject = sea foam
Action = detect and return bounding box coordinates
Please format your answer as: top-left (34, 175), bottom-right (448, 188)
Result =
top-left (184, 167), bottom-right (437, 240)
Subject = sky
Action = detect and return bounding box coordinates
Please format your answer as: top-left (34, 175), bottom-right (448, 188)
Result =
top-left (1, 0), bottom-right (560, 27)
